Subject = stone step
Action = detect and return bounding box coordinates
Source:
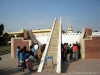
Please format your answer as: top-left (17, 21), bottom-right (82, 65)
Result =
top-left (48, 45), bottom-right (58, 48)
top-left (48, 46), bottom-right (58, 49)
top-left (48, 48), bottom-right (58, 51)
top-left (49, 43), bottom-right (58, 45)
top-left (43, 21), bottom-right (59, 70)
top-left (50, 42), bottom-right (58, 44)
top-left (47, 51), bottom-right (57, 53)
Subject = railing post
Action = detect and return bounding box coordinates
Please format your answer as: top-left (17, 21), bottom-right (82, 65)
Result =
top-left (56, 17), bottom-right (62, 73)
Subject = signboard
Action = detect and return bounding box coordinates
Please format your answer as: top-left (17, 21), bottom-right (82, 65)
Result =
top-left (45, 56), bottom-right (53, 62)
top-left (45, 56), bottom-right (53, 73)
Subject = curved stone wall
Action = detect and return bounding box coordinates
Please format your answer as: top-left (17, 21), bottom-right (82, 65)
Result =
top-left (35, 32), bottom-right (100, 44)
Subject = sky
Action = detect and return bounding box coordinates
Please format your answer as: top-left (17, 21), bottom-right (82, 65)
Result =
top-left (0, 0), bottom-right (100, 33)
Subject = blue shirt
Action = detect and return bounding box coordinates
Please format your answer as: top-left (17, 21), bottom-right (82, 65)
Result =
top-left (19, 52), bottom-right (24, 61)
top-left (32, 48), bottom-right (34, 52)
top-left (16, 48), bottom-right (20, 56)
top-left (24, 53), bottom-right (30, 59)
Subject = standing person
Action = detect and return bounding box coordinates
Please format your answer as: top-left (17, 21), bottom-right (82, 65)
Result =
top-left (23, 46), bottom-right (27, 69)
top-left (19, 49), bottom-right (24, 72)
top-left (16, 46), bottom-right (20, 67)
top-left (32, 44), bottom-right (35, 53)
top-left (76, 42), bottom-right (81, 59)
top-left (63, 43), bottom-right (67, 62)
top-left (61, 43), bottom-right (65, 61)
top-left (24, 51), bottom-right (30, 72)
top-left (63, 43), bottom-right (70, 64)
top-left (31, 44), bottom-right (35, 59)
top-left (25, 50), bottom-right (34, 72)
top-left (66, 43), bottom-right (70, 64)
top-left (73, 44), bottom-right (78, 61)
top-left (34, 43), bottom-right (39, 61)
top-left (30, 46), bottom-right (34, 61)
top-left (69, 44), bottom-right (73, 62)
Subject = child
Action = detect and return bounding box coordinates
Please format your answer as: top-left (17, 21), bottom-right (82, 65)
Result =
top-left (16, 46), bottom-right (20, 67)
top-left (19, 49), bottom-right (24, 72)
top-left (25, 51), bottom-right (34, 72)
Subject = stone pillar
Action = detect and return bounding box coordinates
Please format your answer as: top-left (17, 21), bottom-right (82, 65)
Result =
top-left (80, 39), bottom-right (85, 59)
top-left (11, 38), bottom-right (15, 58)
top-left (24, 30), bottom-right (30, 39)
top-left (84, 28), bottom-right (92, 38)
top-left (81, 28), bottom-right (92, 59)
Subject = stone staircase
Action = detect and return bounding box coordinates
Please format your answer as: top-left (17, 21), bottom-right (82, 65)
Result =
top-left (43, 21), bottom-right (60, 72)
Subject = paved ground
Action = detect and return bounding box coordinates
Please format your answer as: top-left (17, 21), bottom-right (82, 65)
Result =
top-left (0, 54), bottom-right (100, 75)
top-left (61, 60), bottom-right (100, 75)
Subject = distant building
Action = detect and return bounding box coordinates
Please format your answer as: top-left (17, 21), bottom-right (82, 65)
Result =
top-left (8, 28), bottom-right (67, 37)
top-left (8, 28), bottom-right (51, 37)
top-left (66, 24), bottom-right (73, 33)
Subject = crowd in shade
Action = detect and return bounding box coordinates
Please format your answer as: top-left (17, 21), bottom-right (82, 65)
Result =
top-left (61, 42), bottom-right (80, 64)
top-left (16, 43), bottom-right (40, 72)
top-left (16, 43), bottom-right (46, 72)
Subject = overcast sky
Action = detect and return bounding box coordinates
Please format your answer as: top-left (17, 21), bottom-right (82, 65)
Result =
top-left (0, 0), bottom-right (100, 33)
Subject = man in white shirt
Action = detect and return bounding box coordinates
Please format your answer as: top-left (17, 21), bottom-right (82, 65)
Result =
top-left (34, 43), bottom-right (39, 51)
top-left (34, 43), bottom-right (39, 61)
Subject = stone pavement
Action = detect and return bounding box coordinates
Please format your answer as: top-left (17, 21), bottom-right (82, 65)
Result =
top-left (61, 59), bottom-right (100, 75)
top-left (0, 54), bottom-right (100, 75)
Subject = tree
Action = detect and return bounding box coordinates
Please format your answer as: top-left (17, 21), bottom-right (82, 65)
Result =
top-left (62, 30), bottom-right (66, 33)
top-left (0, 23), bottom-right (4, 36)
top-left (93, 30), bottom-right (98, 32)
top-left (3, 33), bottom-right (9, 42)
top-left (8, 34), bottom-right (15, 41)
top-left (77, 31), bottom-right (81, 33)
top-left (0, 37), bottom-right (5, 46)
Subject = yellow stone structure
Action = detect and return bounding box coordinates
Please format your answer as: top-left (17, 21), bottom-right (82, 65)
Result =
top-left (8, 28), bottom-right (51, 37)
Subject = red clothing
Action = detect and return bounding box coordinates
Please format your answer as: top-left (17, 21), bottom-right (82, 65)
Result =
top-left (73, 46), bottom-right (78, 51)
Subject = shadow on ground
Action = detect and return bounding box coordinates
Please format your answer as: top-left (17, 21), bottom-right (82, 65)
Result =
top-left (61, 61), bottom-right (69, 73)
top-left (0, 66), bottom-right (38, 75)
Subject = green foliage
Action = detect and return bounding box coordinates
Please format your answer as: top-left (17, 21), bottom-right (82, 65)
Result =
top-left (16, 33), bottom-right (24, 37)
top-left (8, 34), bottom-right (15, 41)
top-left (0, 23), bottom-right (4, 36)
top-left (0, 46), bottom-right (11, 51)
top-left (3, 33), bottom-right (9, 42)
top-left (0, 33), bottom-right (14, 46)
top-left (62, 30), bottom-right (66, 33)
top-left (93, 30), bottom-right (98, 32)
top-left (0, 37), bottom-right (5, 46)
top-left (77, 31), bottom-right (81, 33)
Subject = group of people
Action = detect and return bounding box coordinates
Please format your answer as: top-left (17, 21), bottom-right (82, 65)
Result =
top-left (16, 41), bottom-right (80, 72)
top-left (16, 43), bottom-right (39, 72)
top-left (61, 42), bottom-right (80, 64)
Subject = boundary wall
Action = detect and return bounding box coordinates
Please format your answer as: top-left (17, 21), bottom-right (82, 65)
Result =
top-left (35, 32), bottom-right (100, 44)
